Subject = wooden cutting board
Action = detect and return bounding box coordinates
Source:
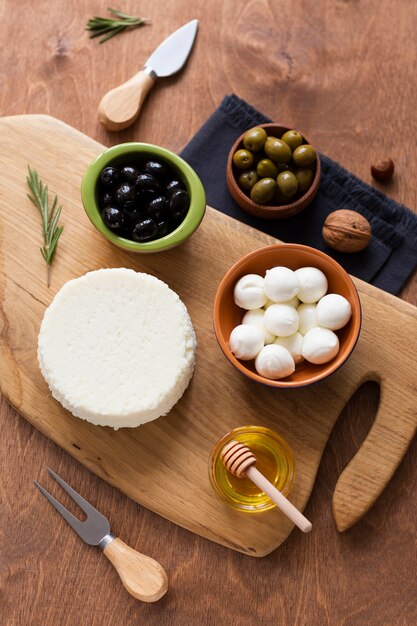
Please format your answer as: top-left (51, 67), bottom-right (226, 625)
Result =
top-left (0, 115), bottom-right (416, 557)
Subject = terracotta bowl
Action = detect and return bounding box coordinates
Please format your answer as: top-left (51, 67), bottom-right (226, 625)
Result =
top-left (226, 123), bottom-right (320, 219)
top-left (213, 244), bottom-right (361, 388)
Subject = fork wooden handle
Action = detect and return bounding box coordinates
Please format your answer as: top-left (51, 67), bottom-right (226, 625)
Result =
top-left (98, 70), bottom-right (156, 131)
top-left (103, 538), bottom-right (168, 602)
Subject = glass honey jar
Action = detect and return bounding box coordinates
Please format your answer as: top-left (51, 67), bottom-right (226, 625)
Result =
top-left (209, 425), bottom-right (295, 512)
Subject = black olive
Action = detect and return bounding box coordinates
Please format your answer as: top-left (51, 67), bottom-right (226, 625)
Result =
top-left (121, 202), bottom-right (139, 215)
top-left (132, 218), bottom-right (159, 242)
top-left (101, 192), bottom-right (114, 207)
top-left (124, 208), bottom-right (145, 228)
top-left (100, 159), bottom-right (189, 243)
top-left (101, 206), bottom-right (125, 230)
top-left (135, 191), bottom-right (157, 209)
top-left (166, 179), bottom-right (186, 196)
top-left (149, 195), bottom-right (168, 212)
top-left (135, 173), bottom-right (160, 193)
top-left (147, 207), bottom-right (162, 222)
top-left (157, 220), bottom-right (170, 237)
top-left (121, 165), bottom-right (139, 183)
top-left (100, 167), bottom-right (120, 188)
top-left (147, 196), bottom-right (168, 220)
top-left (169, 189), bottom-right (190, 221)
top-left (115, 183), bottom-right (136, 207)
top-left (144, 160), bottom-right (168, 180)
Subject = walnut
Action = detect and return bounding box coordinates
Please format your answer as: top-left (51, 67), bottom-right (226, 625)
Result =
top-left (322, 210), bottom-right (372, 253)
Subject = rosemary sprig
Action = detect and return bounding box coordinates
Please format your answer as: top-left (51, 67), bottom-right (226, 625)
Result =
top-left (86, 8), bottom-right (149, 43)
top-left (26, 166), bottom-right (64, 288)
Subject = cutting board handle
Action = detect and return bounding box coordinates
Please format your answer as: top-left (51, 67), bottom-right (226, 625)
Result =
top-left (332, 377), bottom-right (417, 531)
top-left (103, 537), bottom-right (168, 601)
top-left (98, 70), bottom-right (156, 131)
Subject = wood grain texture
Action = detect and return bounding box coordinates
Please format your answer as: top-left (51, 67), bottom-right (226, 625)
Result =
top-left (0, 1), bottom-right (416, 624)
top-left (1, 113), bottom-right (415, 556)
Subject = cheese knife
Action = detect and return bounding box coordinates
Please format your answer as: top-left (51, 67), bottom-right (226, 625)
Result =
top-left (34, 468), bottom-right (168, 602)
top-left (98, 19), bottom-right (198, 131)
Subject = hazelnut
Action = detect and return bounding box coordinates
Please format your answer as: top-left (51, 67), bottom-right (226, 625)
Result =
top-left (322, 209), bottom-right (372, 253)
top-left (371, 158), bottom-right (394, 182)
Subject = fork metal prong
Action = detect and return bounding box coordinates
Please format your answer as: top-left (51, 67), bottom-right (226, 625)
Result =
top-left (47, 467), bottom-right (105, 522)
top-left (33, 480), bottom-right (86, 537)
top-left (34, 470), bottom-right (111, 546)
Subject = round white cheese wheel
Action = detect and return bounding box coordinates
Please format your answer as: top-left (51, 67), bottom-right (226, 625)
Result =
top-left (38, 269), bottom-right (196, 429)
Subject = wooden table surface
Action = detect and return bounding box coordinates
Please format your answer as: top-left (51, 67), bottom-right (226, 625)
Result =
top-left (1, 1), bottom-right (416, 624)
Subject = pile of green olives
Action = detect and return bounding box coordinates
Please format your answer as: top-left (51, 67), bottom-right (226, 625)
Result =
top-left (232, 126), bottom-right (317, 205)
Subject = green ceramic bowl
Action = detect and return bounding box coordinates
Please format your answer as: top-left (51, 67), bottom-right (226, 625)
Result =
top-left (81, 142), bottom-right (206, 252)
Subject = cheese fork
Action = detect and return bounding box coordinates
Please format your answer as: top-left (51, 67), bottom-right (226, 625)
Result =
top-left (33, 468), bottom-right (168, 602)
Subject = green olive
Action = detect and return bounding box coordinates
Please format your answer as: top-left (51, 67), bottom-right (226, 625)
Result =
top-left (264, 137), bottom-right (292, 163)
top-left (256, 159), bottom-right (278, 178)
top-left (274, 188), bottom-right (290, 205)
top-left (281, 130), bottom-right (303, 151)
top-left (233, 149), bottom-right (255, 169)
top-left (292, 144), bottom-right (317, 167)
top-left (277, 171), bottom-right (298, 198)
top-left (243, 127), bottom-right (267, 152)
top-left (276, 163), bottom-right (290, 173)
top-left (250, 178), bottom-right (277, 204)
top-left (294, 168), bottom-right (314, 193)
top-left (238, 169), bottom-right (259, 191)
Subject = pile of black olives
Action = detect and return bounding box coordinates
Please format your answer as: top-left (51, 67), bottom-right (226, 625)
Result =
top-left (232, 126), bottom-right (317, 205)
top-left (99, 159), bottom-right (190, 242)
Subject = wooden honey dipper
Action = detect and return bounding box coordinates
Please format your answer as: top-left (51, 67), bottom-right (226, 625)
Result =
top-left (221, 441), bottom-right (312, 533)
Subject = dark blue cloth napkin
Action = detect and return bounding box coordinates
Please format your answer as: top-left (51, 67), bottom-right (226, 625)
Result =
top-left (180, 94), bottom-right (417, 295)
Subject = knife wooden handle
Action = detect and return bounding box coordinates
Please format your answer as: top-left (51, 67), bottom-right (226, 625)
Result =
top-left (98, 70), bottom-right (156, 131)
top-left (103, 537), bottom-right (168, 602)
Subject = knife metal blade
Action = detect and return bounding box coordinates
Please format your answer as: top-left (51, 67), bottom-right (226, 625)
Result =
top-left (144, 19), bottom-right (198, 78)
top-left (98, 19), bottom-right (199, 130)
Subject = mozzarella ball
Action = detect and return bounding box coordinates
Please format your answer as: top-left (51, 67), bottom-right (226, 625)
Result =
top-left (255, 344), bottom-right (295, 380)
top-left (234, 274), bottom-right (267, 310)
top-left (265, 295), bottom-right (299, 309)
top-left (229, 325), bottom-right (264, 360)
top-left (316, 294), bottom-right (352, 330)
top-left (274, 332), bottom-right (304, 364)
top-left (264, 267), bottom-right (299, 303)
top-left (298, 303), bottom-right (318, 335)
top-left (285, 295), bottom-right (300, 308)
top-left (295, 267), bottom-right (328, 303)
top-left (302, 327), bottom-right (339, 364)
top-left (264, 304), bottom-right (299, 337)
top-left (242, 309), bottom-right (275, 344)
